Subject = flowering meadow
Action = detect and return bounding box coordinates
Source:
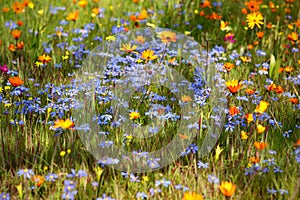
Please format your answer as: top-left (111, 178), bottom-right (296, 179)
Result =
top-left (0, 0), bottom-right (300, 199)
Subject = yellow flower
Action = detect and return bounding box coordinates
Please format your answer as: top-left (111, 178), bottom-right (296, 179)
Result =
top-left (254, 100), bottom-right (269, 114)
top-left (241, 131), bottom-right (249, 139)
top-left (219, 181), bottom-right (236, 197)
top-left (141, 49), bottom-right (157, 61)
top-left (120, 43), bottom-right (137, 53)
top-left (28, 2), bottom-right (34, 9)
top-left (214, 145), bottom-right (223, 161)
top-left (158, 30), bottom-right (177, 43)
top-left (245, 113), bottom-right (254, 123)
top-left (246, 12), bottom-right (264, 29)
top-left (37, 9), bottom-right (44, 15)
top-left (53, 118), bottom-right (74, 129)
top-left (60, 151), bottom-right (66, 157)
top-left (129, 111), bottom-right (140, 120)
top-left (182, 192), bottom-right (203, 200)
top-left (256, 124), bottom-right (266, 134)
top-left (106, 35), bottom-right (116, 41)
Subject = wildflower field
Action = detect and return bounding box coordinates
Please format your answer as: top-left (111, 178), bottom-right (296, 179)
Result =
top-left (0, 0), bottom-right (300, 199)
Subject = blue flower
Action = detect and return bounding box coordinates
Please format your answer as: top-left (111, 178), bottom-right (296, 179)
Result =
top-left (155, 178), bottom-right (171, 188)
top-left (45, 173), bottom-right (58, 182)
top-left (208, 174), bottom-right (219, 184)
top-left (0, 192), bottom-right (10, 200)
top-left (136, 192), bottom-right (148, 199)
top-left (96, 193), bottom-right (115, 200)
top-left (197, 161), bottom-right (209, 169)
top-left (17, 169), bottom-right (34, 179)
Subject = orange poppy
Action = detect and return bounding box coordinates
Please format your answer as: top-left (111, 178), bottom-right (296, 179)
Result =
top-left (250, 156), bottom-right (260, 163)
top-left (266, 83), bottom-right (276, 91)
top-left (229, 106), bottom-right (239, 116)
top-left (219, 182), bottom-right (236, 197)
top-left (256, 31), bottom-right (264, 39)
top-left (284, 66), bottom-right (294, 73)
top-left (241, 8), bottom-right (248, 14)
top-left (31, 175), bottom-right (45, 187)
top-left (9, 77), bottom-right (24, 87)
top-left (137, 10), bottom-right (147, 20)
top-left (245, 88), bottom-right (255, 95)
top-left (53, 119), bottom-right (75, 129)
top-left (199, 11), bottom-right (205, 16)
top-left (11, 30), bottom-right (21, 40)
top-left (2, 7), bottom-right (10, 12)
top-left (287, 32), bottom-right (298, 42)
top-left (66, 10), bottom-right (79, 21)
top-left (200, 0), bottom-right (212, 8)
top-left (16, 41), bottom-right (24, 49)
top-left (245, 113), bottom-right (254, 123)
top-left (8, 44), bottom-right (15, 51)
top-left (275, 85), bottom-right (284, 94)
top-left (225, 80), bottom-right (241, 94)
top-left (206, 12), bottom-right (222, 20)
top-left (289, 98), bottom-right (298, 104)
top-left (12, 2), bottom-right (25, 14)
top-left (294, 138), bottom-right (300, 146)
top-left (17, 20), bottom-right (24, 26)
top-left (254, 141), bottom-right (268, 150)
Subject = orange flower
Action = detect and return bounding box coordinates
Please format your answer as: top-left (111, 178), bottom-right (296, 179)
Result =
top-left (223, 62), bottom-right (234, 72)
top-left (256, 31), bottom-right (264, 39)
top-left (287, 32), bottom-right (298, 42)
top-left (38, 54), bottom-right (51, 64)
top-left (247, 44), bottom-right (253, 50)
top-left (289, 98), bottom-right (298, 104)
top-left (294, 138), bottom-right (300, 147)
top-left (9, 77), bottom-right (24, 87)
top-left (22, 0), bottom-right (31, 7)
top-left (219, 182), bottom-right (236, 197)
top-left (31, 175), bottom-right (45, 187)
top-left (17, 20), bottom-right (24, 26)
top-left (199, 11), bottom-right (205, 16)
top-left (16, 41), bottom-right (24, 49)
top-left (78, 0), bottom-right (88, 8)
top-left (206, 12), bottom-right (222, 20)
top-left (8, 44), bottom-right (15, 51)
top-left (66, 10), bottom-right (79, 21)
top-left (241, 8), bottom-right (248, 14)
top-left (267, 22), bottom-right (273, 29)
top-left (53, 118), bottom-right (75, 129)
top-left (2, 7), bottom-right (10, 12)
top-left (250, 156), bottom-right (260, 163)
top-left (254, 141), bottom-right (268, 150)
top-left (12, 2), bottom-right (25, 14)
top-left (229, 106), bottom-right (239, 116)
top-left (11, 30), bottom-right (21, 40)
top-left (137, 10), bottom-right (148, 20)
top-left (181, 95), bottom-right (192, 103)
top-left (278, 67), bottom-right (285, 73)
top-left (158, 30), bottom-right (177, 44)
top-left (92, 8), bottom-right (99, 15)
top-left (253, 41), bottom-right (259, 46)
top-left (132, 0), bottom-right (139, 3)
top-left (246, 1), bottom-right (259, 12)
top-left (245, 88), bottom-right (255, 95)
top-left (284, 66), bottom-right (294, 73)
top-left (225, 80), bottom-right (241, 94)
top-left (267, 83), bottom-right (276, 91)
top-left (200, 0), bottom-right (212, 8)
top-left (135, 35), bottom-right (145, 44)
top-left (182, 192), bottom-right (203, 200)
top-left (275, 85), bottom-right (284, 94)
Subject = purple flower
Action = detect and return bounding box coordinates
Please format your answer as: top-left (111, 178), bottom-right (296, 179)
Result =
top-left (0, 192), bottom-right (10, 200)
top-left (0, 64), bottom-right (8, 73)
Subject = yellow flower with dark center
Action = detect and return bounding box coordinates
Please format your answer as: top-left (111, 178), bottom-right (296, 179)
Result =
top-left (246, 12), bottom-right (264, 29)
top-left (182, 192), bottom-right (203, 200)
top-left (255, 100), bottom-right (268, 114)
top-left (141, 49), bottom-right (157, 61)
top-left (120, 43), bottom-right (137, 53)
top-left (223, 62), bottom-right (234, 72)
top-left (219, 181), bottom-right (236, 197)
top-left (66, 10), bottom-right (79, 21)
top-left (129, 111), bottom-right (140, 120)
top-left (158, 30), bottom-right (177, 44)
top-left (38, 54), bottom-right (51, 64)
